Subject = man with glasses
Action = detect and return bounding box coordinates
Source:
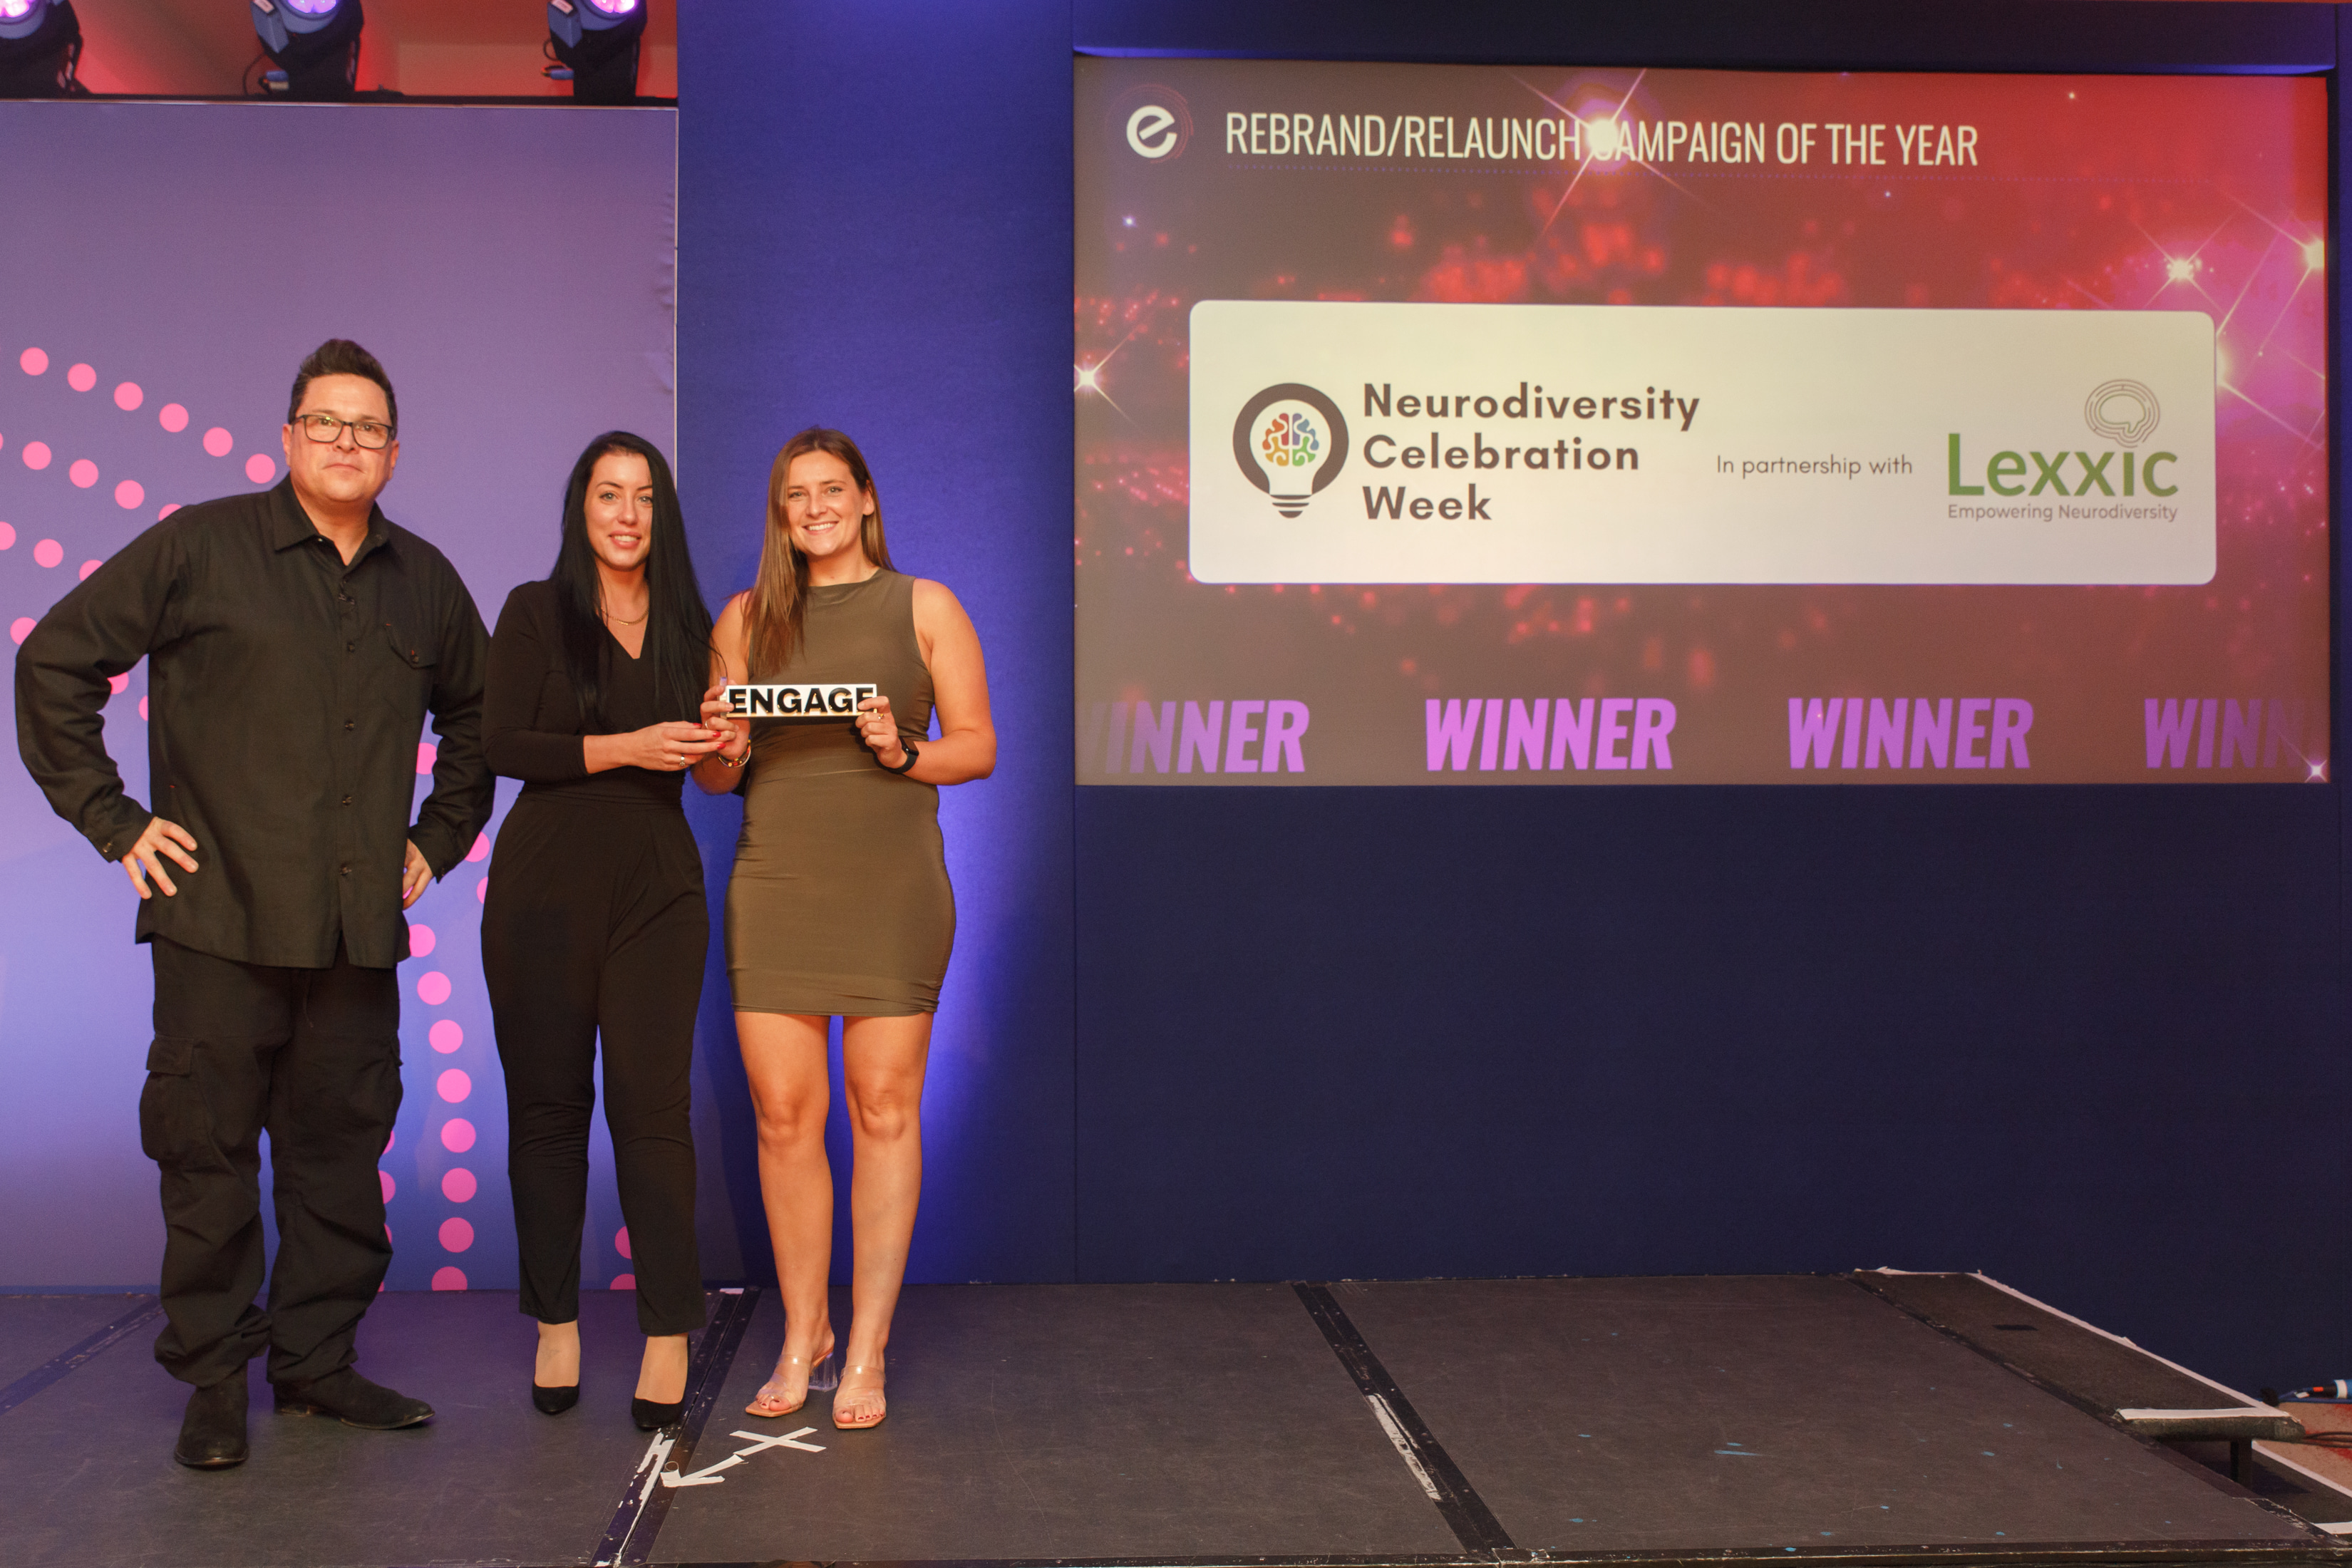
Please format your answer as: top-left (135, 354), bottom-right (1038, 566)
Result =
top-left (14, 339), bottom-right (491, 1468)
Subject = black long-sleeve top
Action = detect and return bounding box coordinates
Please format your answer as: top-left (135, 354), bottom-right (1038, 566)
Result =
top-left (13, 478), bottom-right (492, 970)
top-left (484, 579), bottom-right (683, 808)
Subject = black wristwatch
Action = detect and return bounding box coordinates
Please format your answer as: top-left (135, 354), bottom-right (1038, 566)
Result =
top-left (885, 740), bottom-right (920, 775)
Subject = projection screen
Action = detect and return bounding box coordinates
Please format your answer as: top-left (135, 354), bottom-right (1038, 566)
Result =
top-left (1073, 60), bottom-right (2327, 785)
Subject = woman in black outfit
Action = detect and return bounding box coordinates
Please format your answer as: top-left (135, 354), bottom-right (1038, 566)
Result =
top-left (480, 432), bottom-right (725, 1429)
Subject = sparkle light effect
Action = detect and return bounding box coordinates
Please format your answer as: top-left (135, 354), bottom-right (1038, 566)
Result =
top-left (1512, 68), bottom-right (1707, 237)
top-left (1073, 316), bottom-right (1147, 423)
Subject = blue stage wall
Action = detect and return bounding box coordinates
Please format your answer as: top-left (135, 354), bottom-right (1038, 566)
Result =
top-left (676, 1), bottom-right (1078, 1284)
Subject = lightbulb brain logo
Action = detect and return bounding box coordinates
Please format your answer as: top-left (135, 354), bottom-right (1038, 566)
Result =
top-left (1232, 383), bottom-right (1348, 518)
top-left (1261, 409), bottom-right (1321, 470)
top-left (2084, 379), bottom-right (2161, 448)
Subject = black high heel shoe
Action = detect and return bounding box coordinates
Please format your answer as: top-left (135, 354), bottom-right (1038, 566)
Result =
top-left (533, 1322), bottom-right (582, 1417)
top-left (631, 1396), bottom-right (683, 1430)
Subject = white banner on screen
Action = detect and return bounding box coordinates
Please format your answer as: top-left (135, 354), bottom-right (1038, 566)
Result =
top-left (1189, 301), bottom-right (2215, 585)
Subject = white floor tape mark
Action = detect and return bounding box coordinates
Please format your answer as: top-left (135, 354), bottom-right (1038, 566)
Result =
top-left (635, 1433), bottom-right (675, 1503)
top-left (659, 1425), bottom-right (827, 1487)
top-left (728, 1426), bottom-right (826, 1454)
top-left (662, 1453), bottom-right (743, 1487)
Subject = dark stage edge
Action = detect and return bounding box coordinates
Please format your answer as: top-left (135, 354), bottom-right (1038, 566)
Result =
top-left (0, 1276), bottom-right (2347, 1568)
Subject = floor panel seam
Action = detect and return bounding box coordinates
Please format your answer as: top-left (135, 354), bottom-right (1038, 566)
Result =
top-left (1291, 1281), bottom-right (1515, 1555)
top-left (0, 1296), bottom-right (163, 1418)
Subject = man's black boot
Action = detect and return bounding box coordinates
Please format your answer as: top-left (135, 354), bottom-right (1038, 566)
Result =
top-left (173, 1372), bottom-right (249, 1469)
top-left (273, 1367), bottom-right (433, 1430)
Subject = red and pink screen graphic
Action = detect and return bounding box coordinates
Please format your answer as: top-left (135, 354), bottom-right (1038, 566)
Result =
top-left (1074, 62), bottom-right (2328, 785)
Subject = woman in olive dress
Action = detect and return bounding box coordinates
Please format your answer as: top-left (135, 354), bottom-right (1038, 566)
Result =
top-left (692, 426), bottom-right (994, 1430)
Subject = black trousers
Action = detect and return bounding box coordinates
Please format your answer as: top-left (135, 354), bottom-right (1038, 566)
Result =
top-left (482, 796), bottom-right (707, 1336)
top-left (144, 936), bottom-right (401, 1388)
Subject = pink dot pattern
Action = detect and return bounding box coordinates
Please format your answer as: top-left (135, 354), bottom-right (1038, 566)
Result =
top-left (0, 522), bottom-right (14, 549)
top-left (158, 403), bottom-right (188, 433)
top-left (108, 674), bottom-right (128, 695)
top-left (115, 480), bottom-right (143, 510)
top-left (614, 1227), bottom-right (632, 1260)
top-left (428, 1019), bottom-right (463, 1053)
top-left (22, 441), bottom-right (50, 470)
top-left (436, 1068), bottom-right (470, 1104)
top-left (416, 742), bottom-right (437, 774)
top-left (158, 504), bottom-right (180, 520)
top-left (66, 363), bottom-right (96, 393)
top-left (10, 618), bottom-right (34, 645)
top-left (379, 1170), bottom-right (396, 1202)
top-left (202, 428), bottom-right (232, 458)
top-left (441, 1167), bottom-right (478, 1202)
top-left (475, 879), bottom-right (488, 904)
top-left (19, 347), bottom-right (48, 376)
top-left (68, 460), bottom-right (97, 489)
top-left (440, 1118), bottom-right (476, 1153)
top-left (81, 560), bottom-right (103, 581)
top-left (431, 1267), bottom-right (468, 1291)
top-left (610, 1274), bottom-right (636, 1291)
top-left (33, 539), bottom-right (62, 569)
top-left (408, 922), bottom-right (436, 958)
top-left (438, 1218), bottom-right (475, 1253)
top-left (245, 453), bottom-right (275, 485)
top-left (113, 382), bottom-right (143, 411)
top-left (138, 696), bottom-right (148, 720)
top-left (417, 971), bottom-right (451, 1006)
top-left (467, 833), bottom-right (491, 864)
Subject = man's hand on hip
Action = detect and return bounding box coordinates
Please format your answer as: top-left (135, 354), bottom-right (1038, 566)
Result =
top-left (122, 817), bottom-right (199, 899)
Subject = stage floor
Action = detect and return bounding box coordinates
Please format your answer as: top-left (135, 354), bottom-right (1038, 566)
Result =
top-left (0, 1273), bottom-right (2345, 1567)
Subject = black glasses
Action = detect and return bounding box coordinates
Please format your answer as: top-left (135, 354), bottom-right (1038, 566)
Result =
top-left (294, 413), bottom-right (395, 450)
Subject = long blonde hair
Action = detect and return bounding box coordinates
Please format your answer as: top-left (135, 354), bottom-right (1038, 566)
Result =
top-left (744, 427), bottom-right (894, 679)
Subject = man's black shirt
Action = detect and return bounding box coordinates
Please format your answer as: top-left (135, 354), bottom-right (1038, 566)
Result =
top-left (14, 478), bottom-right (492, 969)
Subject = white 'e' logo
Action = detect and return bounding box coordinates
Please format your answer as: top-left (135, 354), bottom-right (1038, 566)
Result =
top-left (1127, 105), bottom-right (1179, 158)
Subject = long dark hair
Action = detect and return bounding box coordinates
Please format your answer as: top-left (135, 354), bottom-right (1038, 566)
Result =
top-left (550, 431), bottom-right (713, 725)
top-left (745, 427), bottom-right (893, 679)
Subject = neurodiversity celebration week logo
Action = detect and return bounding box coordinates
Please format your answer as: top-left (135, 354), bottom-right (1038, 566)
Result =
top-left (1232, 383), bottom-right (1349, 517)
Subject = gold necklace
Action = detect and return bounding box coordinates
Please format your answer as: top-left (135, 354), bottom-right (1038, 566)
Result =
top-left (601, 605), bottom-right (649, 626)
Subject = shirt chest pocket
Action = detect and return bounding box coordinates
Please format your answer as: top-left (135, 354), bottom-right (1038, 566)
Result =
top-left (378, 619), bottom-right (438, 723)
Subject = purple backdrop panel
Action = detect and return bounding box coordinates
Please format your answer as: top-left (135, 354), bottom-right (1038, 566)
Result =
top-left (0, 102), bottom-right (676, 1291)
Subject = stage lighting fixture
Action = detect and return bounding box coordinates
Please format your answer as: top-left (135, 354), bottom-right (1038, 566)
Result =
top-left (0, 0), bottom-right (84, 98)
top-left (547, 0), bottom-right (645, 105)
top-left (250, 0), bottom-right (363, 101)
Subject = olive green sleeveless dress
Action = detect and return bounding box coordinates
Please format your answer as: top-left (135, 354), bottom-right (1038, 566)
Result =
top-left (726, 571), bottom-right (954, 1016)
